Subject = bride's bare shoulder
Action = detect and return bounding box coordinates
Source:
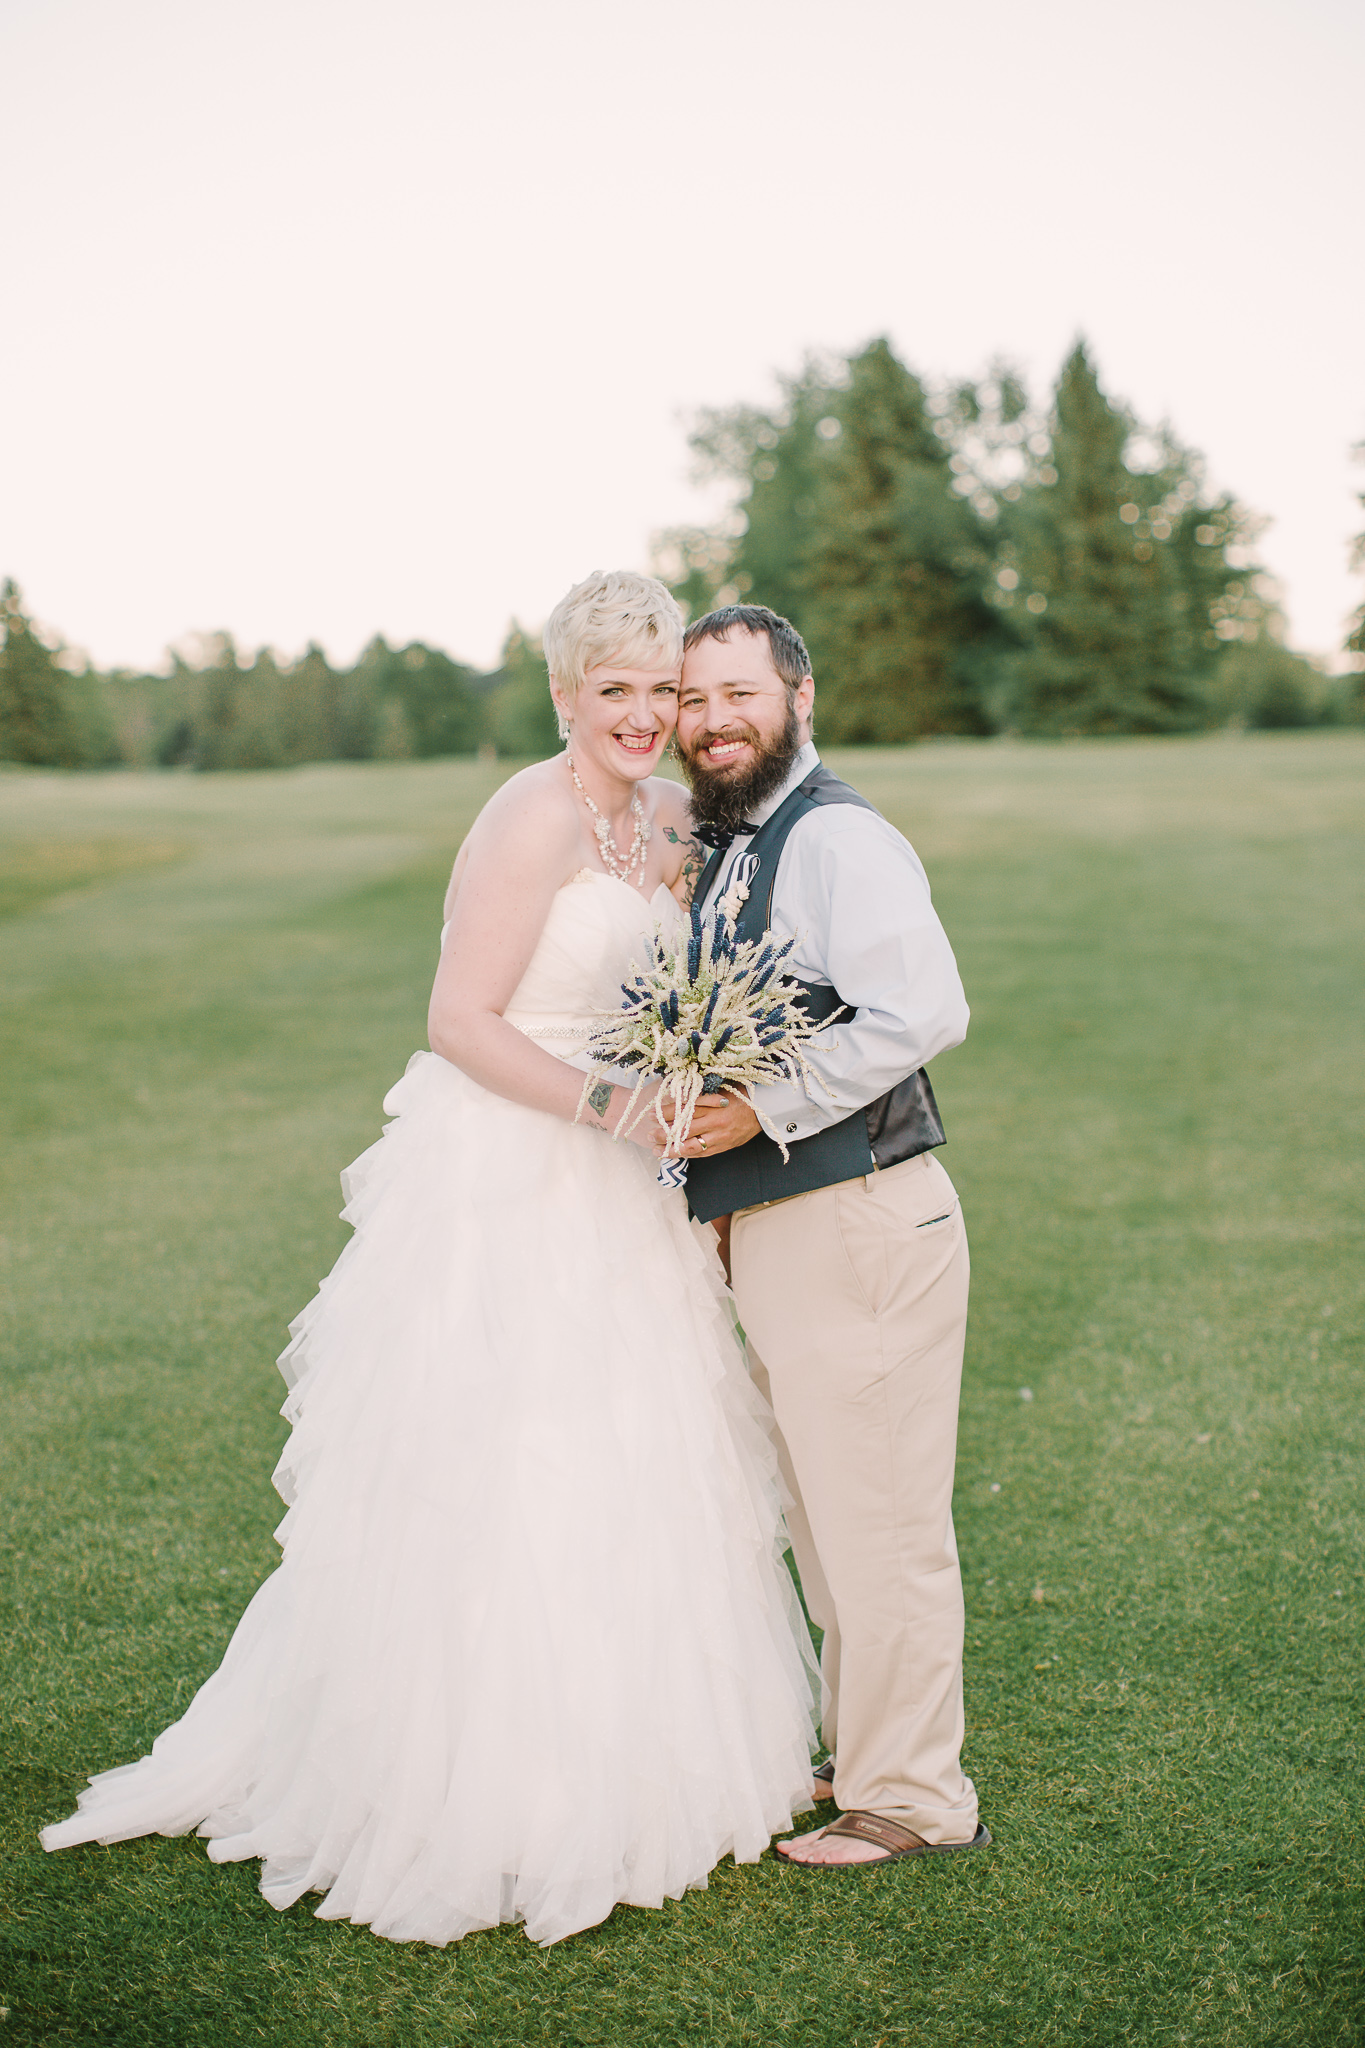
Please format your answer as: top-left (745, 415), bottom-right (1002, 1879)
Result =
top-left (646, 775), bottom-right (693, 832)
top-left (471, 756), bottom-right (576, 841)
top-left (445, 759), bottom-right (578, 917)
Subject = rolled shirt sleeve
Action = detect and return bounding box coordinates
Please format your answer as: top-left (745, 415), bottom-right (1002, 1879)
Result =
top-left (748, 805), bottom-right (969, 1142)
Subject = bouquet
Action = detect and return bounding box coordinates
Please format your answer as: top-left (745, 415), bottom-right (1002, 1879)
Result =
top-left (577, 897), bottom-right (841, 1190)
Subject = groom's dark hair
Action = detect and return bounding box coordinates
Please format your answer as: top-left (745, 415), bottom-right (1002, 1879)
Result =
top-left (682, 604), bottom-right (812, 697)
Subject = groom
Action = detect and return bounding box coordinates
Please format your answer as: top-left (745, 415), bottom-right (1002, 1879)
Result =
top-left (673, 605), bottom-right (988, 1868)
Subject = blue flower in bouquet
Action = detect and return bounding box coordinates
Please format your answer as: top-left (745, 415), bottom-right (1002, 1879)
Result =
top-left (577, 897), bottom-right (842, 1188)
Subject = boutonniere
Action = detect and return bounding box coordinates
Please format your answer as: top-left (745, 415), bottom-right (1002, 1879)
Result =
top-left (718, 853), bottom-right (760, 924)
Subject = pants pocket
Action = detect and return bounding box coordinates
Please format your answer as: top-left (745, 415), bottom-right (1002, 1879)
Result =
top-left (895, 1152), bottom-right (961, 1229)
top-left (915, 1205), bottom-right (958, 1231)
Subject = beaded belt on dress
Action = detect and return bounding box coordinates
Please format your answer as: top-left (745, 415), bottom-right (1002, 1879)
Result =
top-left (504, 1012), bottom-right (599, 1041)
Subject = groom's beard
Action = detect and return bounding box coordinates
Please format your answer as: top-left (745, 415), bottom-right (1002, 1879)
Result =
top-left (679, 703), bottom-right (803, 837)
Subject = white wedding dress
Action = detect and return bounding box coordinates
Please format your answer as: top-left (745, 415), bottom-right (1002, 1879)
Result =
top-left (42, 872), bottom-right (816, 1946)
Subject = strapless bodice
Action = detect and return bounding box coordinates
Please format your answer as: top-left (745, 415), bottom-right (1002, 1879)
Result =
top-left (443, 870), bottom-right (676, 1056)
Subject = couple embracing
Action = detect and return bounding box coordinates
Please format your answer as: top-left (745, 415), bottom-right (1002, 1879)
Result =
top-left (42, 571), bottom-right (988, 1946)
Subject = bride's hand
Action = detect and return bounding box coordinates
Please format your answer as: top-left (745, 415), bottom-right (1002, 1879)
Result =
top-left (617, 1083), bottom-right (667, 1150)
top-left (580, 1078), bottom-right (666, 1149)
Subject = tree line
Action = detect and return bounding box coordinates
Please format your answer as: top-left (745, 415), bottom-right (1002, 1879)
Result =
top-left (655, 338), bottom-right (1363, 740)
top-left (2, 339), bottom-right (1362, 771)
top-left (0, 593), bottom-right (559, 771)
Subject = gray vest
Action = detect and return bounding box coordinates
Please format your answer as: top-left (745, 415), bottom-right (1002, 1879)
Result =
top-left (685, 763), bottom-right (946, 1226)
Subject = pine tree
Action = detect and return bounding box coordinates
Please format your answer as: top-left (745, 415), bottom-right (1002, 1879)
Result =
top-left (668, 345), bottom-right (1004, 739)
top-left (1001, 343), bottom-right (1250, 734)
top-left (800, 340), bottom-right (1002, 741)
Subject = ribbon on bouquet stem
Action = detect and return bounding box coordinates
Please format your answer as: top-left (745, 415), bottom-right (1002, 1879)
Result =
top-left (579, 888), bottom-right (842, 1198)
top-left (652, 1069), bottom-right (738, 1192)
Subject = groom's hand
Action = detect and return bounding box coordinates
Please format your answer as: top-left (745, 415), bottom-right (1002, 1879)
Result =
top-left (676, 1091), bottom-right (761, 1158)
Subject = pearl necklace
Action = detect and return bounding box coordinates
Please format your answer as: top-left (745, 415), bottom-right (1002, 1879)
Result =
top-left (567, 750), bottom-right (652, 890)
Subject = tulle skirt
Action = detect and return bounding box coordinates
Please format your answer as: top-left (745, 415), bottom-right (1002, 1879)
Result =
top-left (42, 1051), bottom-right (817, 1945)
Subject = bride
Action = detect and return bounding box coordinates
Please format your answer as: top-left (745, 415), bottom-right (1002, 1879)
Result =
top-left (42, 570), bottom-right (817, 1947)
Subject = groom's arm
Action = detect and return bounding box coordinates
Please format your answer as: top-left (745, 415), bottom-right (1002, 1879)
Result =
top-left (681, 806), bottom-right (967, 1156)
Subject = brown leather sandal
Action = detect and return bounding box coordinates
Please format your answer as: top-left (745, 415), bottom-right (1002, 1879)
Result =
top-left (776, 1810), bottom-right (991, 1865)
top-left (812, 1758), bottom-right (836, 1799)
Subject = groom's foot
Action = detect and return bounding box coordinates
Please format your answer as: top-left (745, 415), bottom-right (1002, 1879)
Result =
top-left (777, 1812), bottom-right (991, 1867)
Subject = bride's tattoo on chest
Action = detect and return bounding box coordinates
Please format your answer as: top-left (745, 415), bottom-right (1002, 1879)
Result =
top-left (587, 1080), bottom-right (614, 1122)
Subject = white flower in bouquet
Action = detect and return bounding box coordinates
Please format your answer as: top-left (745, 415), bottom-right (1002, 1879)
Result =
top-left (577, 897), bottom-right (842, 1187)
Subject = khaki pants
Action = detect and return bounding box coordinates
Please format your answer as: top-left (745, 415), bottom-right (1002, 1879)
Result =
top-left (730, 1150), bottom-right (978, 1842)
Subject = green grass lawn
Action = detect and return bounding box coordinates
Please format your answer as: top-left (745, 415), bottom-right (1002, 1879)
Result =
top-left (1, 735), bottom-right (1362, 2047)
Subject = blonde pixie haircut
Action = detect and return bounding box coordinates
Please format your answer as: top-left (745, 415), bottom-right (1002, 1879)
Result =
top-left (543, 570), bottom-right (684, 734)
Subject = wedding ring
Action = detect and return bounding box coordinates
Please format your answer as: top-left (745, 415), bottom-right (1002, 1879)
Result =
top-left (700, 1138), bottom-right (708, 1150)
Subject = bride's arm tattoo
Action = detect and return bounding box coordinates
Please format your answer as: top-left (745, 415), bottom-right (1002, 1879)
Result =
top-left (586, 1080), bottom-right (614, 1123)
top-left (664, 824), bottom-right (706, 907)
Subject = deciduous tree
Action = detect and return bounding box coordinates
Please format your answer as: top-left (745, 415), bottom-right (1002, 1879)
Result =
top-left (0, 581), bottom-right (112, 766)
top-left (1347, 439), bottom-right (1365, 669)
top-left (488, 625), bottom-right (558, 758)
top-left (355, 637), bottom-right (480, 758)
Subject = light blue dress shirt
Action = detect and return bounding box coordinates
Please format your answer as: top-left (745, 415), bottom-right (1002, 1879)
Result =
top-left (700, 742), bottom-right (969, 1141)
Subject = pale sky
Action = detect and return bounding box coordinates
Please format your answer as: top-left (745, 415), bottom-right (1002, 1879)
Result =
top-left (3, 0), bottom-right (1361, 675)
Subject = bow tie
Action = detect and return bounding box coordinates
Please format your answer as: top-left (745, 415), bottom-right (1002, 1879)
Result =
top-left (693, 819), bottom-right (755, 853)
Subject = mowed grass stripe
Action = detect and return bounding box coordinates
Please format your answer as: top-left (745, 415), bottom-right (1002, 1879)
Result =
top-left (1, 735), bottom-right (1361, 2046)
